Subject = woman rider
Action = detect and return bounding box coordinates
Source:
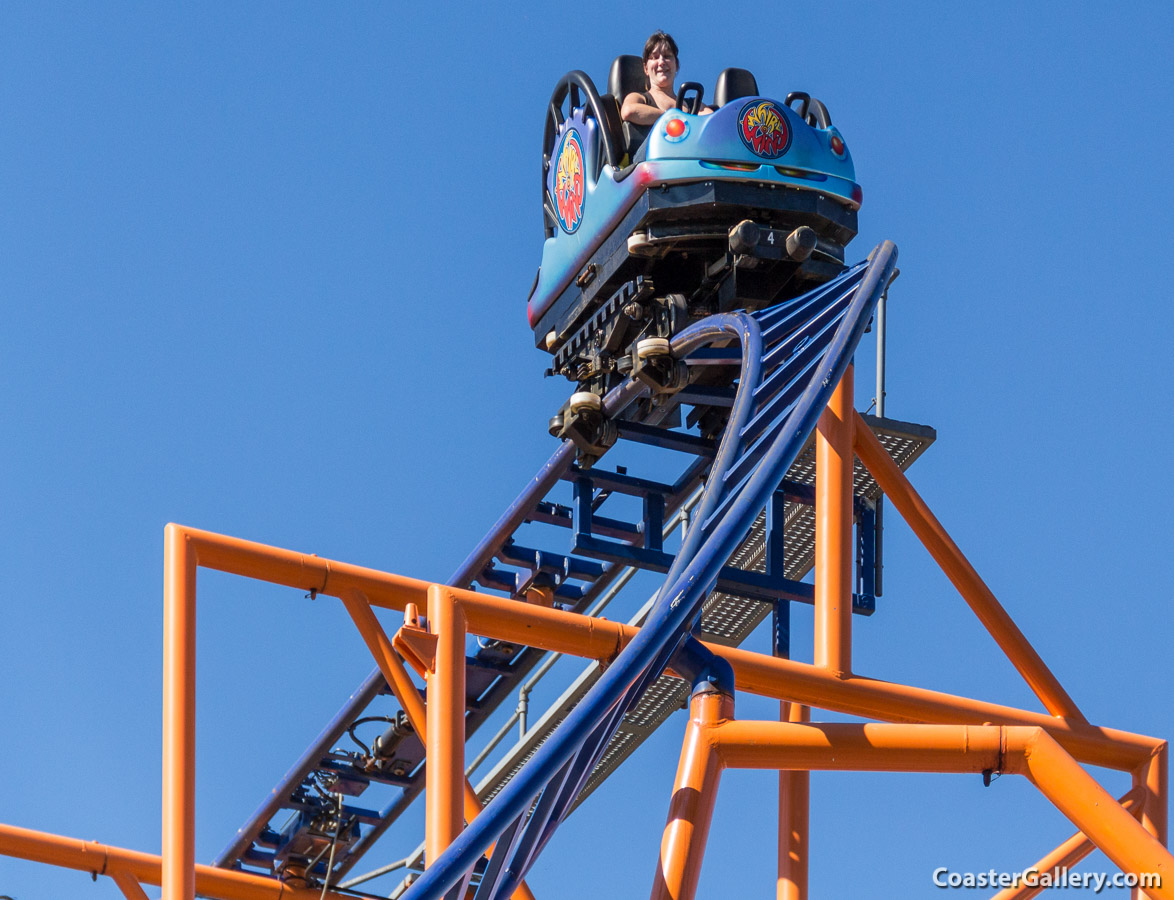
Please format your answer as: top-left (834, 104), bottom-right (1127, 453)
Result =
top-left (620, 31), bottom-right (711, 124)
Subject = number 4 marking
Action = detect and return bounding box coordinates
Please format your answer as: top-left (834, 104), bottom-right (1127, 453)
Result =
top-left (767, 231), bottom-right (775, 244)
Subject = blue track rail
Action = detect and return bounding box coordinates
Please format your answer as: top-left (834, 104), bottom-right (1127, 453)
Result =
top-left (406, 242), bottom-right (898, 899)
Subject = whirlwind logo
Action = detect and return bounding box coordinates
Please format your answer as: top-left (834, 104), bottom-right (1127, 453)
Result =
top-left (738, 100), bottom-right (791, 159)
top-left (554, 129), bottom-right (585, 233)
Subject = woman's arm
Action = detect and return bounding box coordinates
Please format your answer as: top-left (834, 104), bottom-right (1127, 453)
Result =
top-left (621, 92), bottom-right (667, 125)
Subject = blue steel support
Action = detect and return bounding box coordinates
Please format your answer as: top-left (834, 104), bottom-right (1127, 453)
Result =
top-left (767, 488), bottom-right (787, 580)
top-left (858, 503), bottom-right (876, 604)
top-left (572, 476), bottom-right (592, 539)
top-left (644, 492), bottom-right (664, 552)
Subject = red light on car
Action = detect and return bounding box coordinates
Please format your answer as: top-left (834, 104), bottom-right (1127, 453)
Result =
top-left (830, 135), bottom-right (845, 155)
top-left (665, 118), bottom-right (686, 138)
top-left (851, 184), bottom-right (863, 206)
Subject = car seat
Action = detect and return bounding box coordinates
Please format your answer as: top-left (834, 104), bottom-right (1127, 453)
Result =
top-left (713, 68), bottom-right (759, 108)
top-left (608, 55), bottom-right (651, 162)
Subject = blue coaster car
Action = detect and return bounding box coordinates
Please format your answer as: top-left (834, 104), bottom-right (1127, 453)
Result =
top-left (531, 57), bottom-right (860, 403)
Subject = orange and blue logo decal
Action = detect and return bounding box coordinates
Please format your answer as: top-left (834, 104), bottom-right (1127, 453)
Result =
top-left (738, 100), bottom-right (791, 159)
top-left (554, 129), bottom-right (585, 233)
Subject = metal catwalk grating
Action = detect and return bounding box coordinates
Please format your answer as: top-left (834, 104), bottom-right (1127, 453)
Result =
top-left (623, 671), bottom-right (692, 730)
top-left (473, 415), bottom-right (935, 812)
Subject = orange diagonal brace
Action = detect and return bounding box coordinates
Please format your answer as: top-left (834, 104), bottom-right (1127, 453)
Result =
top-left (988, 786), bottom-right (1144, 900)
top-left (111, 869), bottom-right (151, 900)
top-left (1014, 730), bottom-right (1174, 898)
top-left (852, 413), bottom-right (1086, 721)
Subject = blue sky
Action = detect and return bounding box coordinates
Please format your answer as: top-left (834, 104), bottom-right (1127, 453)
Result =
top-left (3, 3), bottom-right (1173, 898)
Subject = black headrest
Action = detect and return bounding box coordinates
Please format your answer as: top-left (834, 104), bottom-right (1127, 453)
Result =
top-left (608, 55), bottom-right (646, 100)
top-left (597, 93), bottom-right (624, 158)
top-left (714, 68), bottom-right (759, 108)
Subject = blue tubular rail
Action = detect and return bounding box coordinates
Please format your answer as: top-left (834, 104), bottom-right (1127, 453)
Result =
top-left (406, 242), bottom-right (899, 900)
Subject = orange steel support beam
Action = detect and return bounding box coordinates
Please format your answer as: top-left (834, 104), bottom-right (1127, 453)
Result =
top-left (0, 823), bottom-right (352, 900)
top-left (1141, 744), bottom-right (1169, 845)
top-left (988, 787), bottom-right (1144, 900)
top-left (426, 585), bottom-right (466, 866)
top-left (340, 589), bottom-right (537, 900)
top-left (651, 687), bottom-right (732, 900)
top-left (717, 721), bottom-right (1005, 773)
top-left (718, 644), bottom-right (1155, 771)
top-left (7, 523), bottom-right (1163, 897)
top-left (714, 722), bottom-right (1174, 898)
top-left (777, 703), bottom-right (809, 900)
top-left (173, 522), bottom-right (633, 658)
top-left (815, 365), bottom-right (853, 675)
top-left (163, 526), bottom-right (1158, 772)
top-left (163, 523), bottom-right (197, 900)
top-left (852, 416), bottom-right (1085, 721)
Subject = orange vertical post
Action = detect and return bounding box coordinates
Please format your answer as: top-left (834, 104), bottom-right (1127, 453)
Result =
top-left (1138, 744), bottom-right (1168, 900)
top-left (1142, 744), bottom-right (1169, 845)
top-left (778, 702), bottom-right (809, 900)
top-left (163, 523), bottom-right (196, 900)
top-left (815, 365), bottom-right (853, 675)
top-left (426, 585), bottom-right (466, 867)
top-left (651, 686), bottom-right (731, 900)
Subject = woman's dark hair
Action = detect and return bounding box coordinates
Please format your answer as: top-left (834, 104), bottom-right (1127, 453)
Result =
top-left (642, 31), bottom-right (679, 65)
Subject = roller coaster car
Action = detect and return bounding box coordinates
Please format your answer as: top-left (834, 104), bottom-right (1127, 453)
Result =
top-left (531, 57), bottom-right (861, 412)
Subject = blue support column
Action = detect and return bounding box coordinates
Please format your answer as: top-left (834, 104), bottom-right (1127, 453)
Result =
top-left (645, 492), bottom-right (665, 552)
top-left (858, 502), bottom-right (876, 607)
top-left (573, 476), bottom-right (593, 540)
